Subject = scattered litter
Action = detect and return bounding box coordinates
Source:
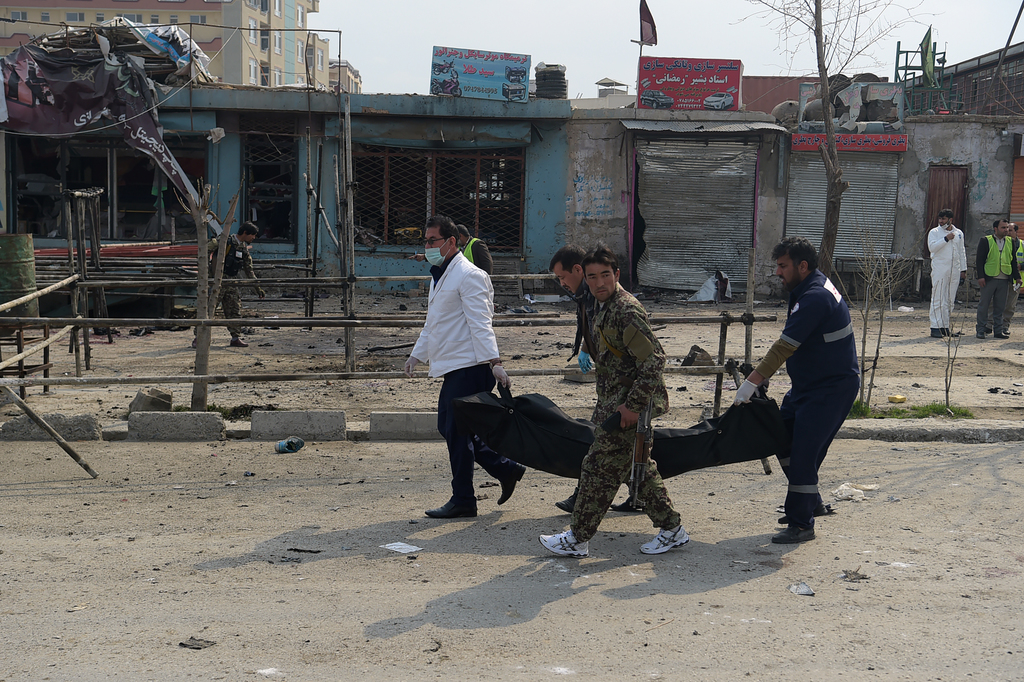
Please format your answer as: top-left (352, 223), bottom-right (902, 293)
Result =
top-left (509, 306), bottom-right (538, 314)
top-left (479, 481), bottom-right (499, 488)
top-left (789, 582), bottom-right (814, 596)
top-left (275, 436), bottom-right (305, 453)
top-left (286, 547), bottom-right (322, 554)
top-left (475, 493), bottom-right (489, 501)
top-left (128, 327), bottom-right (155, 336)
top-left (891, 562), bottom-right (915, 568)
top-left (67, 603), bottom-right (90, 612)
top-left (897, 306), bottom-right (914, 312)
top-left (840, 566), bottom-right (869, 582)
top-left (256, 667), bottom-right (286, 678)
top-left (244, 471), bottom-right (255, 477)
top-left (1015, 383), bottom-right (1023, 387)
top-left (381, 542), bottom-right (422, 554)
top-left (832, 482), bottom-right (878, 501)
top-left (225, 481), bottom-right (237, 486)
top-left (278, 557), bottom-right (301, 563)
top-left (888, 395), bottom-right (906, 403)
top-left (887, 495), bottom-right (901, 502)
top-left (179, 636), bottom-right (216, 650)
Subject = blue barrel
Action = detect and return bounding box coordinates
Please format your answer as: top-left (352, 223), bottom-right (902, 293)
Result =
top-left (0, 233), bottom-right (40, 319)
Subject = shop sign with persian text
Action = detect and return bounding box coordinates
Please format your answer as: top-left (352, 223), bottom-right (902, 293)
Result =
top-left (430, 46), bottom-right (530, 103)
top-left (637, 57), bottom-right (742, 111)
top-left (791, 133), bottom-right (909, 152)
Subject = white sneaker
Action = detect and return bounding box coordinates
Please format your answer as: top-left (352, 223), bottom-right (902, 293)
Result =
top-left (539, 530), bottom-right (589, 557)
top-left (640, 525), bottom-right (690, 555)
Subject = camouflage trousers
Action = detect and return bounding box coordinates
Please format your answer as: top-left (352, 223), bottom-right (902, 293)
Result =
top-left (194, 287), bottom-right (243, 338)
top-left (571, 425), bottom-right (681, 543)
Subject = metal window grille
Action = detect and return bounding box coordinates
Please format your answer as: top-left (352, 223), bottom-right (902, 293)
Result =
top-left (242, 116), bottom-right (297, 242)
top-left (352, 145), bottom-right (525, 251)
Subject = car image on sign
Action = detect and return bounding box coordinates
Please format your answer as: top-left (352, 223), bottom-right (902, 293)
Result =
top-left (640, 89), bottom-right (674, 109)
top-left (703, 92), bottom-right (735, 110)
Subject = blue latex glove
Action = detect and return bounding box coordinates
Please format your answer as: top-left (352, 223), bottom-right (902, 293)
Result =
top-left (578, 351), bottom-right (593, 374)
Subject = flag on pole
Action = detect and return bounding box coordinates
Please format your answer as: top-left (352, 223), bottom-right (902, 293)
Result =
top-left (640, 0), bottom-right (658, 47)
top-left (920, 25), bottom-right (937, 88)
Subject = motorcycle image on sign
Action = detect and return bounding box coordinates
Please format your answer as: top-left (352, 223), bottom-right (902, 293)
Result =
top-left (430, 69), bottom-right (462, 97)
top-left (431, 59), bottom-right (454, 75)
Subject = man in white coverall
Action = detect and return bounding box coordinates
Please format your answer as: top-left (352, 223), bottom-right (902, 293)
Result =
top-left (927, 208), bottom-right (967, 338)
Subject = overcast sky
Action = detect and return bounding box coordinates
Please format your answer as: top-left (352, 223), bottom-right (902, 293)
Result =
top-left (309, 0), bottom-right (1019, 96)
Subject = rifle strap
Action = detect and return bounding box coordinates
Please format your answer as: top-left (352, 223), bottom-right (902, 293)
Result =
top-left (598, 327), bottom-right (625, 358)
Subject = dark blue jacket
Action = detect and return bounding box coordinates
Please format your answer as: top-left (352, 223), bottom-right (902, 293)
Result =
top-left (781, 270), bottom-right (860, 393)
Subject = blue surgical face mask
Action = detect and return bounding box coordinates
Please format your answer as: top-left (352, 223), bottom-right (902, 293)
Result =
top-left (425, 239), bottom-right (449, 266)
top-left (425, 247), bottom-right (444, 266)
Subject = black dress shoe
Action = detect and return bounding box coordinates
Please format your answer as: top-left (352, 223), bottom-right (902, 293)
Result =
top-left (425, 501), bottom-right (477, 518)
top-left (555, 488), bottom-right (579, 513)
top-left (497, 463), bottom-right (526, 505)
top-left (610, 498), bottom-right (644, 513)
top-left (778, 502), bottom-right (834, 525)
top-left (930, 328), bottom-right (943, 338)
top-left (772, 526), bottom-right (815, 544)
top-left (995, 331), bottom-right (1010, 339)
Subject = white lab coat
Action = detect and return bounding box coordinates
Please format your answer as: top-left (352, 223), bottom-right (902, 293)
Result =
top-left (927, 224), bottom-right (967, 329)
top-left (411, 252), bottom-right (499, 377)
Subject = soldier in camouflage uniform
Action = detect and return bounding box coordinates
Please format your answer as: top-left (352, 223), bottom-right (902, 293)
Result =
top-left (540, 245), bottom-right (689, 558)
top-left (193, 221), bottom-right (265, 348)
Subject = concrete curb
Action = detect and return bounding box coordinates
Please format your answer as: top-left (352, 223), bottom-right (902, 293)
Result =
top-left (250, 410), bottom-right (346, 440)
top-left (128, 412), bottom-right (225, 441)
top-left (837, 418), bottom-right (1024, 443)
top-left (369, 412), bottom-right (441, 441)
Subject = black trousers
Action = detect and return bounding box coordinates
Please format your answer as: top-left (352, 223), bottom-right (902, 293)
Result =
top-left (437, 363), bottom-right (521, 509)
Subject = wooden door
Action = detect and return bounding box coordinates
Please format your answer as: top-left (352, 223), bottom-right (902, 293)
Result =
top-left (924, 166), bottom-right (969, 256)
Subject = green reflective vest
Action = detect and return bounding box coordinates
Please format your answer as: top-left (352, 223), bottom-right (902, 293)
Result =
top-left (462, 237), bottom-right (480, 264)
top-left (984, 235), bottom-right (1017, 277)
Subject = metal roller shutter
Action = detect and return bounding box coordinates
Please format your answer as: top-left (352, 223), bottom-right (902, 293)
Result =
top-left (785, 151), bottom-right (899, 259)
top-left (636, 139), bottom-right (757, 291)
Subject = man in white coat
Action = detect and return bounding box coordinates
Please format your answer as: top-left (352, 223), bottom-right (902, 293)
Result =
top-left (927, 208), bottom-right (967, 338)
top-left (404, 215), bottom-right (526, 518)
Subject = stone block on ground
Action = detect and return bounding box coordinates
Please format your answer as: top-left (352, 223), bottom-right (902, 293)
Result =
top-left (103, 421), bottom-right (129, 441)
top-left (0, 413), bottom-right (102, 441)
top-left (129, 387), bottom-right (173, 413)
top-left (128, 411), bottom-right (225, 441)
top-left (250, 411), bottom-right (346, 441)
top-left (369, 412), bottom-right (441, 441)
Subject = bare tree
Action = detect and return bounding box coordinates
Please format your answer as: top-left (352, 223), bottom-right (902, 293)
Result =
top-left (836, 227), bottom-right (915, 408)
top-left (748, 0), bottom-right (922, 277)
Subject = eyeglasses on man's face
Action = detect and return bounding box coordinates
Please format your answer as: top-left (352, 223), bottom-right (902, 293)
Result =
top-left (424, 236), bottom-right (450, 247)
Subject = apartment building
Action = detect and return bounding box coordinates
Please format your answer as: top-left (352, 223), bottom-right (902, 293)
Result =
top-left (329, 58), bottom-right (362, 94)
top-left (0, 0), bottom-right (331, 88)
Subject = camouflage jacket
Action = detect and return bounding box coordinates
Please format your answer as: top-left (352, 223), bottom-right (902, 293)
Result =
top-left (591, 283), bottom-right (669, 423)
top-left (207, 236), bottom-right (263, 295)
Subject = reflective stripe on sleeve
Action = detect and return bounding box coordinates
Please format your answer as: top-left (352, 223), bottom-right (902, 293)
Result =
top-left (823, 322), bottom-right (854, 343)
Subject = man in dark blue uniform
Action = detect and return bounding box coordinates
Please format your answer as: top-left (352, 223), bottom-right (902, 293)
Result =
top-left (734, 237), bottom-right (859, 544)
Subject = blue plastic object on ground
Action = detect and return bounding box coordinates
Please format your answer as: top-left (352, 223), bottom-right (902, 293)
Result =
top-left (275, 436), bottom-right (305, 453)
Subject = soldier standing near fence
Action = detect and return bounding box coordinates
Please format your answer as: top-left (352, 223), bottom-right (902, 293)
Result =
top-left (193, 221), bottom-right (265, 348)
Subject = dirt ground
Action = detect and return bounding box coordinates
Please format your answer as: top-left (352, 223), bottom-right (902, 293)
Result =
top-left (2, 292), bottom-right (1024, 680)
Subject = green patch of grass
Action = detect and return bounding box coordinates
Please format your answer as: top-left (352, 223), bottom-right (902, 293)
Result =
top-left (848, 400), bottom-right (973, 419)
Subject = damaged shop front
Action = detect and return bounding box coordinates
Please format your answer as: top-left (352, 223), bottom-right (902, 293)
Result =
top-left (0, 19), bottom-right (220, 244)
top-left (783, 80), bottom-right (908, 270)
top-left (627, 119), bottom-right (787, 292)
top-left (345, 94), bottom-right (571, 287)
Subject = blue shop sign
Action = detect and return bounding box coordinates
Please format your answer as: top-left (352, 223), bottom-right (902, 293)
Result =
top-left (430, 46), bottom-right (531, 103)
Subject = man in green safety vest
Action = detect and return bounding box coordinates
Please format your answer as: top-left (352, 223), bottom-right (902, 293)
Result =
top-left (456, 224), bottom-right (493, 275)
top-left (975, 218), bottom-right (1022, 339)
